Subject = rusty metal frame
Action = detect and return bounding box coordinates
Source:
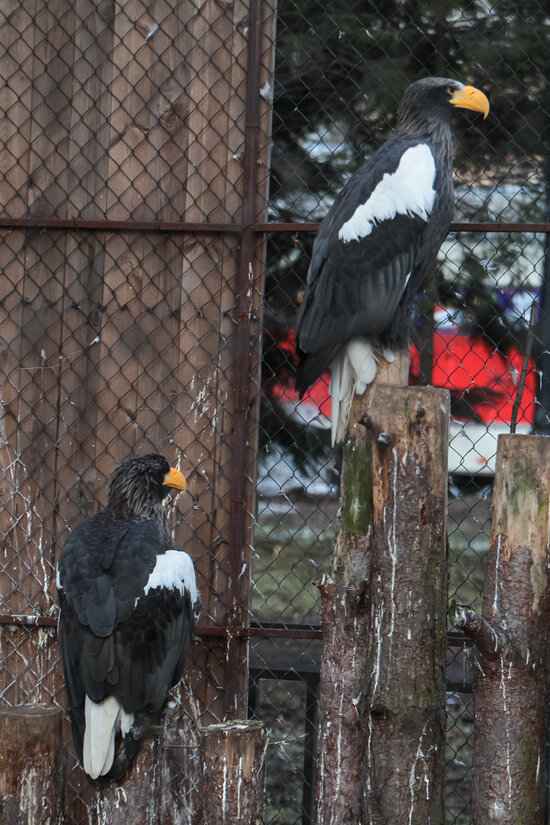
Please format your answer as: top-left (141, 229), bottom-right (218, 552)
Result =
top-left (0, 612), bottom-right (476, 649)
top-left (1, 206), bottom-right (546, 647)
top-left (2, 218), bottom-right (550, 233)
top-left (224, 0), bottom-right (269, 714)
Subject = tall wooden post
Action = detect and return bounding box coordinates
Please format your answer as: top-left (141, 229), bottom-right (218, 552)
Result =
top-left (316, 353), bottom-right (450, 825)
top-left (456, 434), bottom-right (550, 825)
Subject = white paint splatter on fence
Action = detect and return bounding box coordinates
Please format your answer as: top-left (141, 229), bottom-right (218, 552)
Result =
top-left (333, 690), bottom-right (345, 799)
top-left (236, 755), bottom-right (244, 818)
top-left (221, 759), bottom-right (228, 820)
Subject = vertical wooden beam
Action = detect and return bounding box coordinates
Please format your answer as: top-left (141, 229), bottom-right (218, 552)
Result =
top-left (161, 685), bottom-right (203, 825)
top-left (316, 378), bottom-right (449, 825)
top-left (303, 677), bottom-right (320, 825)
top-left (0, 0), bottom-right (77, 707)
top-left (53, 0), bottom-right (116, 539)
top-left (456, 434), bottom-right (550, 825)
top-left (198, 721), bottom-right (266, 825)
top-left (0, 8), bottom-right (276, 823)
top-left (170, 0), bottom-right (275, 721)
top-left (224, 0), bottom-right (271, 719)
top-left (0, 705), bottom-right (64, 825)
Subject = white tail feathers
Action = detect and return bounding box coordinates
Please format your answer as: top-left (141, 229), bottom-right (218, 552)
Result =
top-left (83, 695), bottom-right (134, 779)
top-left (330, 338), bottom-right (393, 445)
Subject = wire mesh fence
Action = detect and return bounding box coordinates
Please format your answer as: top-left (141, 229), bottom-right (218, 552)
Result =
top-left (1, 0), bottom-right (550, 822)
top-left (0, 0), bottom-right (276, 820)
top-left (255, 1), bottom-right (550, 822)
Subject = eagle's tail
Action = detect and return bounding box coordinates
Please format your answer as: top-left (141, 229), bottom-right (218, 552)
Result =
top-left (330, 338), bottom-right (394, 445)
top-left (83, 695), bottom-right (134, 780)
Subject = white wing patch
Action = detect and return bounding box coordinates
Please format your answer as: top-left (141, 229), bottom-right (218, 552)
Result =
top-left (143, 549), bottom-right (197, 605)
top-left (338, 144), bottom-right (437, 243)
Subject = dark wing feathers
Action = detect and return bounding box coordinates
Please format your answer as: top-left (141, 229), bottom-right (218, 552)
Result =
top-left (300, 230), bottom-right (419, 347)
top-left (295, 137), bottom-right (444, 393)
top-left (59, 513), bottom-right (165, 633)
top-left (61, 629), bottom-right (86, 756)
top-left (80, 575), bottom-right (117, 636)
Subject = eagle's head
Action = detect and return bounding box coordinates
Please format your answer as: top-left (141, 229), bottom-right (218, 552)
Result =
top-left (397, 77), bottom-right (489, 134)
top-left (107, 453), bottom-right (187, 518)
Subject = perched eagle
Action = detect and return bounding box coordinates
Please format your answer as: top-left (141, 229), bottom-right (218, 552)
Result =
top-left (57, 453), bottom-right (197, 781)
top-left (295, 77), bottom-right (489, 444)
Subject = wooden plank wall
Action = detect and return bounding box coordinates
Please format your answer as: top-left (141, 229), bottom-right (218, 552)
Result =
top-left (0, 0), bottom-right (276, 820)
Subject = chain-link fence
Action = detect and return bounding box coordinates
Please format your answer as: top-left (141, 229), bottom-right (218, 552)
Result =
top-left (1, 0), bottom-right (550, 823)
top-left (256, 2), bottom-right (550, 823)
top-left (0, 0), bottom-right (276, 819)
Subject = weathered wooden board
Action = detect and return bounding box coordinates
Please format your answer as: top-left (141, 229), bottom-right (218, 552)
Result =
top-left (198, 720), bottom-right (267, 825)
top-left (0, 0), bottom-right (276, 819)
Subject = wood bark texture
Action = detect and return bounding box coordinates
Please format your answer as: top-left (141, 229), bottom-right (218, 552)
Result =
top-left (0, 705), bottom-right (65, 825)
top-left (87, 738), bottom-right (158, 825)
top-left (316, 366), bottom-right (450, 825)
top-left (459, 434), bottom-right (550, 825)
top-left (198, 721), bottom-right (266, 825)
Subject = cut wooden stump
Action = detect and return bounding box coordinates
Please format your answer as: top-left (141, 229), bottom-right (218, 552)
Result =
top-left (0, 705), bottom-right (65, 825)
top-left (87, 733), bottom-right (161, 825)
top-left (198, 720), bottom-right (266, 825)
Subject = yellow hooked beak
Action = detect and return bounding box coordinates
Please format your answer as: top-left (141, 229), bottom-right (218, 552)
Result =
top-left (162, 466), bottom-right (187, 492)
top-left (450, 85), bottom-right (490, 119)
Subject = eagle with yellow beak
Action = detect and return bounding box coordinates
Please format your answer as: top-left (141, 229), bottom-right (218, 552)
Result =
top-left (57, 453), bottom-right (197, 781)
top-left (295, 78), bottom-right (490, 444)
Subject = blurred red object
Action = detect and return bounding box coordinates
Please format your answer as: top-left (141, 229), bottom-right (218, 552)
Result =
top-left (264, 324), bottom-right (536, 428)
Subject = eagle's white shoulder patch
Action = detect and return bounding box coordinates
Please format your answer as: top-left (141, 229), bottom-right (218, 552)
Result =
top-left (143, 549), bottom-right (197, 604)
top-left (338, 144), bottom-right (437, 243)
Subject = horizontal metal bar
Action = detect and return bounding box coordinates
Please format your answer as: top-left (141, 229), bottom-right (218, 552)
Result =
top-left (256, 221), bottom-right (550, 234)
top-left (1, 217), bottom-right (549, 235)
top-left (0, 613), bottom-right (473, 647)
top-left (0, 613), bottom-right (323, 638)
top-left (252, 222), bottom-right (321, 232)
top-left (447, 631), bottom-right (474, 647)
top-left (0, 613), bottom-right (57, 627)
top-left (0, 217), bottom-right (241, 233)
top-left (451, 222), bottom-right (550, 234)
top-left (195, 625), bottom-right (323, 640)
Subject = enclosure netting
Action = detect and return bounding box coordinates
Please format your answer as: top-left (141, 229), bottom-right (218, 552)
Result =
top-left (1, 0), bottom-right (549, 823)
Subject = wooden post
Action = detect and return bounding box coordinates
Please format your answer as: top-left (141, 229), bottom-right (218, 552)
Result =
top-left (198, 721), bottom-right (266, 825)
top-left (316, 363), bottom-right (449, 825)
top-left (87, 735), bottom-right (161, 825)
top-left (0, 705), bottom-right (64, 825)
top-left (455, 434), bottom-right (550, 825)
